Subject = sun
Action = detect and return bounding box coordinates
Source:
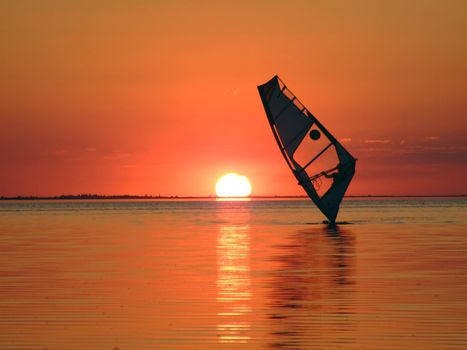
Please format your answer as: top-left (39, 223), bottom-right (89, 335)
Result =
top-left (215, 173), bottom-right (252, 197)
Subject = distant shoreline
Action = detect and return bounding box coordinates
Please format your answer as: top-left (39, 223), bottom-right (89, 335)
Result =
top-left (0, 194), bottom-right (466, 201)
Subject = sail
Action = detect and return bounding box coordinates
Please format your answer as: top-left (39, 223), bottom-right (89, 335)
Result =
top-left (258, 75), bottom-right (356, 223)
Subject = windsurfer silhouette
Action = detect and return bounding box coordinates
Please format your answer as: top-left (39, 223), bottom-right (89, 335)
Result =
top-left (321, 164), bottom-right (347, 185)
top-left (258, 75), bottom-right (356, 223)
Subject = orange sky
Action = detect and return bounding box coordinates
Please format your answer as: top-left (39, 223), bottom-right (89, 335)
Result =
top-left (1, 1), bottom-right (466, 196)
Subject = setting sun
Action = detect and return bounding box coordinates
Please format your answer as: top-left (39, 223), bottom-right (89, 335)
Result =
top-left (215, 173), bottom-right (252, 197)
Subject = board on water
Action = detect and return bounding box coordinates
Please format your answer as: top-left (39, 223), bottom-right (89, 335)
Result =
top-left (258, 75), bottom-right (356, 223)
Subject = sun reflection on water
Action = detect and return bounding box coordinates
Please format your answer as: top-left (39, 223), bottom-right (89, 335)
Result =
top-left (216, 224), bottom-right (252, 343)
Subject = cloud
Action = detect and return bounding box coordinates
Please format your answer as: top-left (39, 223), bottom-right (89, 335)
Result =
top-left (340, 138), bottom-right (352, 143)
top-left (400, 140), bottom-right (405, 145)
top-left (223, 88), bottom-right (239, 96)
top-left (364, 139), bottom-right (390, 144)
top-left (424, 136), bottom-right (441, 140)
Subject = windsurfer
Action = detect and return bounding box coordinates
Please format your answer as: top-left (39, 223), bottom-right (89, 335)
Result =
top-left (321, 164), bottom-right (347, 185)
top-left (258, 75), bottom-right (356, 223)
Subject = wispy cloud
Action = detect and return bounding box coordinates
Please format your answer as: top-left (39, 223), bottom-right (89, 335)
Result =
top-left (425, 136), bottom-right (440, 140)
top-left (364, 139), bottom-right (390, 144)
top-left (223, 88), bottom-right (239, 96)
top-left (340, 138), bottom-right (352, 143)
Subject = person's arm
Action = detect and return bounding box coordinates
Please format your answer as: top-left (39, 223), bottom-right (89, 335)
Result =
top-left (322, 171), bottom-right (336, 179)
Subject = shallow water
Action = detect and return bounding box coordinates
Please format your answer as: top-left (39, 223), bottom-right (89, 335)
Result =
top-left (1, 198), bottom-right (466, 349)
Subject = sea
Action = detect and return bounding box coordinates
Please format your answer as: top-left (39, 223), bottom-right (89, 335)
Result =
top-left (1, 197), bottom-right (466, 350)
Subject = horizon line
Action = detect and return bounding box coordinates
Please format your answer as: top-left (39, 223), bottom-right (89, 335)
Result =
top-left (0, 194), bottom-right (466, 200)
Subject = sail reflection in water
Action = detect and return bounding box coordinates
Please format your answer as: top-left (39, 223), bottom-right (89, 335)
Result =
top-left (216, 224), bottom-right (252, 343)
top-left (268, 226), bottom-right (356, 349)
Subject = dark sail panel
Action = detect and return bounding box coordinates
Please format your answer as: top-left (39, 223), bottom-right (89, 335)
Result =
top-left (258, 75), bottom-right (356, 223)
top-left (258, 77), bottom-right (312, 164)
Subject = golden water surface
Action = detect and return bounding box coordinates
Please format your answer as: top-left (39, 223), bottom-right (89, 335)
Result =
top-left (0, 199), bottom-right (466, 349)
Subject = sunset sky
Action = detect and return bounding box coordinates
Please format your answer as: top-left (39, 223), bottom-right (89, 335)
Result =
top-left (1, 1), bottom-right (466, 196)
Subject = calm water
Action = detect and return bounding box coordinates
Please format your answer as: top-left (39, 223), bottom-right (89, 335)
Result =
top-left (1, 198), bottom-right (466, 349)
